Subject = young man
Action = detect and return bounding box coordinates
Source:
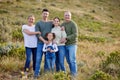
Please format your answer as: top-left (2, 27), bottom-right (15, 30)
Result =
top-left (34, 9), bottom-right (53, 78)
top-left (61, 11), bottom-right (78, 76)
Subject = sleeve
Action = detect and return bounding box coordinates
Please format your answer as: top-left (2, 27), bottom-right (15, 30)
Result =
top-left (51, 29), bottom-right (59, 44)
top-left (22, 25), bottom-right (26, 32)
top-left (61, 30), bottom-right (67, 38)
top-left (42, 44), bottom-right (47, 52)
top-left (53, 44), bottom-right (58, 52)
top-left (67, 22), bottom-right (78, 40)
top-left (35, 22), bottom-right (41, 38)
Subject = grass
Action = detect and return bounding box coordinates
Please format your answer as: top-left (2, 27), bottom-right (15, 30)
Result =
top-left (0, 0), bottom-right (120, 80)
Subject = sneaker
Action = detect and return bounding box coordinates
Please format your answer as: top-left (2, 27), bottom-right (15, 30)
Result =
top-left (33, 75), bottom-right (39, 80)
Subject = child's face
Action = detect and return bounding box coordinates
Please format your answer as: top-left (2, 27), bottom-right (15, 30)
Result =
top-left (28, 16), bottom-right (35, 24)
top-left (53, 18), bottom-right (60, 26)
top-left (47, 33), bottom-right (54, 41)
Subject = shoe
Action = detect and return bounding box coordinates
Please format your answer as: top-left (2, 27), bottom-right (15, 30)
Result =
top-left (33, 75), bottom-right (38, 80)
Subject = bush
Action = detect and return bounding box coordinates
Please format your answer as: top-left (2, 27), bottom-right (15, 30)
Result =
top-left (0, 18), bottom-right (12, 42)
top-left (89, 70), bottom-right (112, 80)
top-left (12, 28), bottom-right (23, 41)
top-left (0, 42), bottom-right (25, 60)
top-left (101, 51), bottom-right (120, 78)
top-left (8, 46), bottom-right (25, 60)
top-left (54, 71), bottom-right (71, 80)
top-left (0, 56), bottom-right (23, 72)
top-left (0, 9), bottom-right (9, 14)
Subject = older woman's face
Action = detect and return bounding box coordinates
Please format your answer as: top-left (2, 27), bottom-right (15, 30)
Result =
top-left (28, 16), bottom-right (35, 23)
top-left (64, 12), bottom-right (71, 21)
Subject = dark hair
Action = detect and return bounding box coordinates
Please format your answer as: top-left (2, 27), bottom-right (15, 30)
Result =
top-left (52, 17), bottom-right (60, 28)
top-left (53, 17), bottom-right (60, 22)
top-left (45, 32), bottom-right (56, 40)
top-left (42, 8), bottom-right (49, 13)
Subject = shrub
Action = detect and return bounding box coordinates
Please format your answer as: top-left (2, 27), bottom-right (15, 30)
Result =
top-left (101, 51), bottom-right (120, 78)
top-left (0, 56), bottom-right (23, 72)
top-left (0, 18), bottom-right (12, 43)
top-left (0, 42), bottom-right (25, 60)
top-left (89, 70), bottom-right (112, 80)
top-left (8, 46), bottom-right (25, 60)
top-left (12, 28), bottom-right (23, 41)
top-left (109, 23), bottom-right (120, 38)
top-left (54, 71), bottom-right (71, 80)
top-left (0, 9), bottom-right (9, 14)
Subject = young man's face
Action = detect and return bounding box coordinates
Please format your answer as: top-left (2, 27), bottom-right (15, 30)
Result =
top-left (64, 12), bottom-right (71, 22)
top-left (42, 11), bottom-right (49, 18)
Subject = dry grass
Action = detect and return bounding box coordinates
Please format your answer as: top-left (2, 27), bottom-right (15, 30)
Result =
top-left (0, 0), bottom-right (120, 80)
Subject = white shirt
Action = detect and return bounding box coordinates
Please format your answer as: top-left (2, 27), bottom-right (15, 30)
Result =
top-left (51, 26), bottom-right (67, 46)
top-left (22, 25), bottom-right (37, 48)
top-left (42, 42), bottom-right (58, 52)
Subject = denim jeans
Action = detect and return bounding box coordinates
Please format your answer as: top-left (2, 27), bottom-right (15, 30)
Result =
top-left (65, 44), bottom-right (77, 76)
top-left (34, 43), bottom-right (48, 76)
top-left (55, 46), bottom-right (66, 72)
top-left (24, 47), bottom-right (36, 71)
top-left (46, 52), bottom-right (56, 72)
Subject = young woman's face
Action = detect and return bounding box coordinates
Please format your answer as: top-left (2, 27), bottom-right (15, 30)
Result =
top-left (53, 18), bottom-right (60, 27)
top-left (47, 33), bottom-right (54, 41)
top-left (28, 16), bottom-right (35, 23)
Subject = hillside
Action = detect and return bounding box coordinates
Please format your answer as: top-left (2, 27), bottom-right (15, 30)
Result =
top-left (0, 0), bottom-right (120, 80)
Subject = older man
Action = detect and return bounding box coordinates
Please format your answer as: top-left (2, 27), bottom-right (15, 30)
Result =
top-left (61, 11), bottom-right (78, 76)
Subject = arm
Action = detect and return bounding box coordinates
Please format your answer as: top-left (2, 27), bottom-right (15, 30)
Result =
top-left (42, 44), bottom-right (47, 52)
top-left (66, 22), bottom-right (78, 41)
top-left (23, 29), bottom-right (41, 35)
top-left (50, 44), bottom-right (58, 53)
top-left (60, 30), bottom-right (67, 43)
top-left (35, 22), bottom-right (48, 43)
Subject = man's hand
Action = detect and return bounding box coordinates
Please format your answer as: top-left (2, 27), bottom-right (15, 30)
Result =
top-left (61, 26), bottom-right (65, 31)
top-left (60, 38), bottom-right (67, 43)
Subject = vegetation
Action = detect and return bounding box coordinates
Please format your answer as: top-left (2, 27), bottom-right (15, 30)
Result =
top-left (0, 0), bottom-right (120, 80)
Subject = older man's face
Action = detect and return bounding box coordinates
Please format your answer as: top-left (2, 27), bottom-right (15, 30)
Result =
top-left (64, 12), bottom-right (71, 21)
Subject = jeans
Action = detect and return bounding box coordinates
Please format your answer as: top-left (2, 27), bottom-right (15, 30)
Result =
top-left (55, 46), bottom-right (66, 72)
top-left (46, 52), bottom-right (56, 72)
top-left (24, 47), bottom-right (36, 71)
top-left (65, 44), bottom-right (77, 76)
top-left (34, 43), bottom-right (48, 76)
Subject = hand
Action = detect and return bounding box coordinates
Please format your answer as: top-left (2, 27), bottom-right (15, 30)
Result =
top-left (60, 38), bottom-right (67, 43)
top-left (47, 48), bottom-right (51, 51)
top-left (43, 40), bottom-right (48, 44)
top-left (50, 50), bottom-right (55, 53)
top-left (61, 26), bottom-right (65, 31)
top-left (37, 31), bottom-right (41, 34)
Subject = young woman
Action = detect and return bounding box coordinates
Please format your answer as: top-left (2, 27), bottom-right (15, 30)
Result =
top-left (51, 17), bottom-right (67, 72)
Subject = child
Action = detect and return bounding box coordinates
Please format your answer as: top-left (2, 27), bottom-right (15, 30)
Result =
top-left (42, 32), bottom-right (58, 72)
top-left (51, 17), bottom-right (67, 72)
top-left (22, 15), bottom-right (40, 75)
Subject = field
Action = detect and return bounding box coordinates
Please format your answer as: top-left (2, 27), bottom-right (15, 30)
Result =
top-left (0, 0), bottom-right (120, 80)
